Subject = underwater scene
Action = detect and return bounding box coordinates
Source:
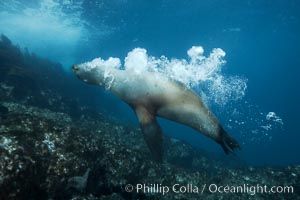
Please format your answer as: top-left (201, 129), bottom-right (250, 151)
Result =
top-left (0, 0), bottom-right (299, 199)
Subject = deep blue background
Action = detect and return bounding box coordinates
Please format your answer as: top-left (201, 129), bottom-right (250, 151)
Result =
top-left (0, 0), bottom-right (299, 166)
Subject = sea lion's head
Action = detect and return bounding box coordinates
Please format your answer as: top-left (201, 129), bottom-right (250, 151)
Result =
top-left (72, 57), bottom-right (121, 87)
top-left (72, 63), bottom-right (101, 85)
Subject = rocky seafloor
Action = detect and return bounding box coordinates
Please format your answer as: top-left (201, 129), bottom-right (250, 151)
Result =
top-left (0, 34), bottom-right (299, 199)
top-left (0, 101), bottom-right (299, 200)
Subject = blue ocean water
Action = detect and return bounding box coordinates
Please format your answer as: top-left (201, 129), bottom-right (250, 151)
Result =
top-left (0, 0), bottom-right (299, 166)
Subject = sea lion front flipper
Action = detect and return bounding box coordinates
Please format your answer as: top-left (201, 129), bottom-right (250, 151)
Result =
top-left (134, 106), bottom-right (163, 162)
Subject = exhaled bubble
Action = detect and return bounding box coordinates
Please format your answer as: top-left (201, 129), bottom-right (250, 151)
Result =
top-left (266, 112), bottom-right (283, 125)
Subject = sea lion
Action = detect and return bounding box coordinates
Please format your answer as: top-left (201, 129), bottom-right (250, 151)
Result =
top-left (72, 58), bottom-right (240, 161)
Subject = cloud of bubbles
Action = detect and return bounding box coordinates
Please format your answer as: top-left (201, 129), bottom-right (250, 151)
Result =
top-left (123, 46), bottom-right (247, 106)
top-left (87, 46), bottom-right (247, 107)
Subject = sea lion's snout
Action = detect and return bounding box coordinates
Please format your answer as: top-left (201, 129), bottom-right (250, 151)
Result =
top-left (72, 65), bottom-right (83, 80)
top-left (71, 65), bottom-right (79, 72)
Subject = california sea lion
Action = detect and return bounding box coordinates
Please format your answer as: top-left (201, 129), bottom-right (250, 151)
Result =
top-left (72, 58), bottom-right (240, 161)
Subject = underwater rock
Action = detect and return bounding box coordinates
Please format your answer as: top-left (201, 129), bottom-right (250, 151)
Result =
top-left (0, 101), bottom-right (298, 199)
top-left (1, 102), bottom-right (72, 125)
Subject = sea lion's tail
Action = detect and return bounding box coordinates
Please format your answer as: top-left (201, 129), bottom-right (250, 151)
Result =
top-left (219, 127), bottom-right (241, 155)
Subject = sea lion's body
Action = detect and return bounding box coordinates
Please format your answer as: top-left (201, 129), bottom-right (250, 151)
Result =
top-left (112, 71), bottom-right (220, 139)
top-left (72, 59), bottom-right (240, 161)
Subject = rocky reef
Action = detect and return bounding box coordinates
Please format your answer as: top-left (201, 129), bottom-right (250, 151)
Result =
top-left (0, 35), bottom-right (299, 199)
top-left (1, 101), bottom-right (299, 200)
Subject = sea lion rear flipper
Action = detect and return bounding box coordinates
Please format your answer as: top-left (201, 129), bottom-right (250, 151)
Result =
top-left (219, 127), bottom-right (241, 155)
top-left (135, 106), bottom-right (163, 162)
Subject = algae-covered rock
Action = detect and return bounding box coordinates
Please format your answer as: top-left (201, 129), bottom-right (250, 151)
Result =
top-left (0, 102), bottom-right (299, 199)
